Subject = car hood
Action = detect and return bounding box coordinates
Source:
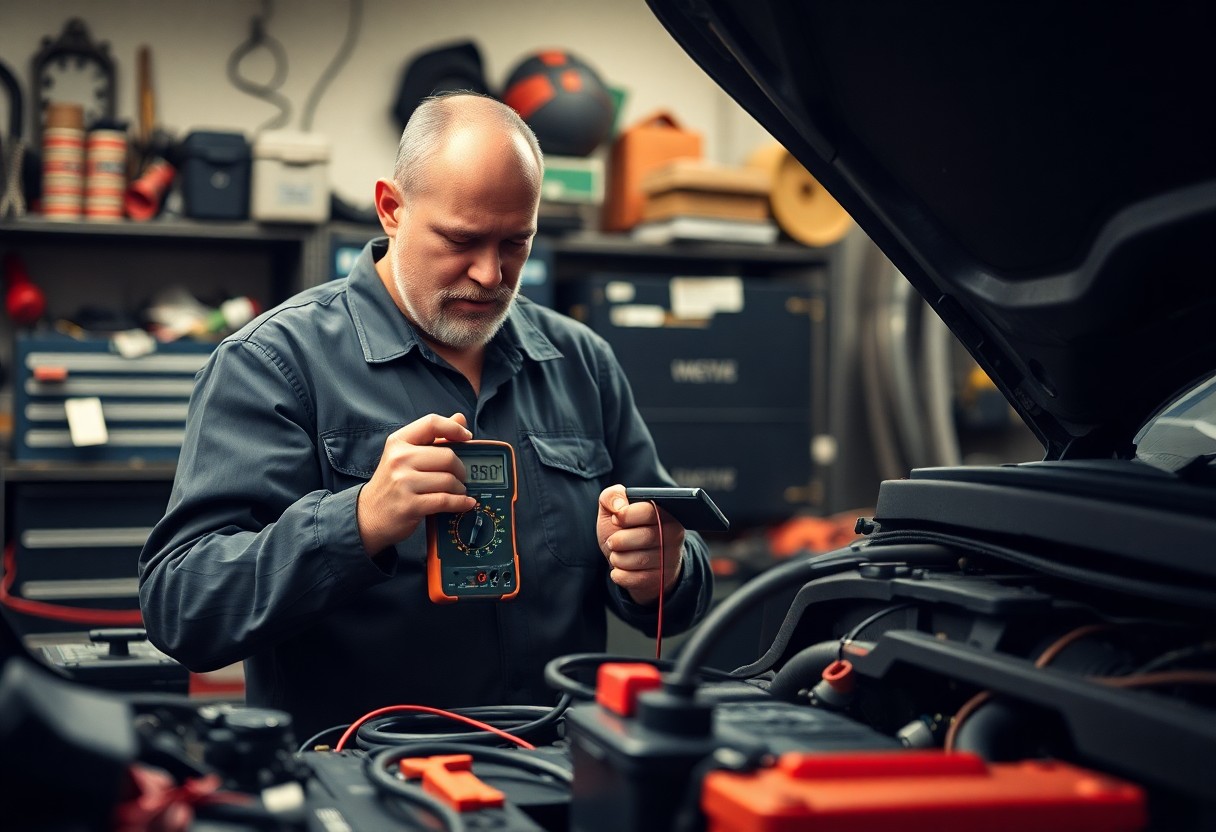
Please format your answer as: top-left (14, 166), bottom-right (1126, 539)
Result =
top-left (646, 0), bottom-right (1216, 460)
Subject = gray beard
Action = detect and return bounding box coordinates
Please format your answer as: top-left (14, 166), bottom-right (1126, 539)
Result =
top-left (393, 263), bottom-right (517, 350)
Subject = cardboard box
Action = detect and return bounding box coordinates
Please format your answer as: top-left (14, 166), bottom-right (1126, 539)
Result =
top-left (602, 111), bottom-right (702, 232)
top-left (251, 130), bottom-right (331, 224)
top-left (641, 160), bottom-right (770, 222)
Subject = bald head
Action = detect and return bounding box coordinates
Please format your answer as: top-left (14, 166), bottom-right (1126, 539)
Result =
top-left (394, 92), bottom-right (544, 201)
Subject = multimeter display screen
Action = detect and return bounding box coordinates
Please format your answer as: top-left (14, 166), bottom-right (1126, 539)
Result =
top-left (461, 453), bottom-right (507, 487)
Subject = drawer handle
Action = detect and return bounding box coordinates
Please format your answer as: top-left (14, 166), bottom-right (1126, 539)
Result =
top-left (32, 365), bottom-right (68, 383)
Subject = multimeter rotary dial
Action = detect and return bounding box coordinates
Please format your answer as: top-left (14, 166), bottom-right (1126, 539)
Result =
top-left (448, 504), bottom-right (504, 556)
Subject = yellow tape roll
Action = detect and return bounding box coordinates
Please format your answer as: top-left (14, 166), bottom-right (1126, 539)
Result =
top-left (748, 143), bottom-right (852, 247)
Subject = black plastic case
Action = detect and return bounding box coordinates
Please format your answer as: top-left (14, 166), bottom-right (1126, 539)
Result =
top-left (179, 130), bottom-right (251, 220)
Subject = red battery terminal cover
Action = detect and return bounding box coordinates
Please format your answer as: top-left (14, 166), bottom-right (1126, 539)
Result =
top-left (809, 659), bottom-right (856, 710)
top-left (702, 750), bottom-right (1147, 832)
top-left (399, 753), bottom-right (505, 812)
top-left (596, 662), bottom-right (663, 717)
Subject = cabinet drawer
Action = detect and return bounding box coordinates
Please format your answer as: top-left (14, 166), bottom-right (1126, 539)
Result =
top-left (646, 417), bottom-right (816, 527)
top-left (563, 274), bottom-right (818, 413)
top-left (5, 481), bottom-right (170, 635)
top-left (13, 335), bottom-right (212, 462)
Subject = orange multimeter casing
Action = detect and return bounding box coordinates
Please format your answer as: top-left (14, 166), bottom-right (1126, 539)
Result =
top-left (425, 440), bottom-right (520, 604)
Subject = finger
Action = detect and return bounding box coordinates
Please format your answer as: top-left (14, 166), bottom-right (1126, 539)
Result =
top-left (598, 484), bottom-right (629, 520)
top-left (606, 525), bottom-right (662, 554)
top-left (606, 506), bottom-right (683, 542)
top-left (407, 445), bottom-right (469, 477)
top-left (609, 566), bottom-right (659, 596)
top-left (395, 413), bottom-right (473, 446)
top-left (607, 548), bottom-right (659, 572)
top-left (609, 549), bottom-right (683, 590)
top-left (612, 500), bottom-right (664, 529)
top-left (412, 491), bottom-right (479, 517)
top-left (405, 469), bottom-right (470, 497)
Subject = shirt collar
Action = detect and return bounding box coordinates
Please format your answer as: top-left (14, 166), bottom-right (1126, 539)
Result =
top-left (346, 237), bottom-right (562, 365)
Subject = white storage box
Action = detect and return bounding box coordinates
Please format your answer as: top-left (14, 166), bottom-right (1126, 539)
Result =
top-left (251, 130), bottom-right (331, 223)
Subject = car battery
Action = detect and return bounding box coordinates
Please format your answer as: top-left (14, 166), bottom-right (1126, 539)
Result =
top-left (3, 479), bottom-right (171, 636)
top-left (302, 748), bottom-right (570, 832)
top-left (179, 130), bottom-right (251, 220)
top-left (565, 676), bottom-right (899, 832)
top-left (250, 129), bottom-right (331, 224)
top-left (12, 334), bottom-right (213, 463)
top-left (562, 273), bottom-right (823, 524)
top-left (700, 751), bottom-right (1146, 832)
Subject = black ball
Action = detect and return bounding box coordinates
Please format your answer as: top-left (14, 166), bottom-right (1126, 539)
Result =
top-left (502, 50), bottom-right (615, 157)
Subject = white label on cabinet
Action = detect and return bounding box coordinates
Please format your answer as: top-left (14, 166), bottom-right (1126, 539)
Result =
top-left (64, 397), bottom-right (109, 446)
top-left (609, 305), bottom-right (666, 328)
top-left (669, 277), bottom-right (744, 320)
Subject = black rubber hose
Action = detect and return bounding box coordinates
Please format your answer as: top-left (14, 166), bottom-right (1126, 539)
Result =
top-left (670, 543), bottom-right (956, 691)
top-left (952, 699), bottom-right (1028, 761)
top-left (669, 549), bottom-right (869, 690)
top-left (766, 640), bottom-right (840, 703)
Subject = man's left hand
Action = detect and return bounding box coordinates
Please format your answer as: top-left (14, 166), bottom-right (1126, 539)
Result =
top-left (597, 484), bottom-right (685, 606)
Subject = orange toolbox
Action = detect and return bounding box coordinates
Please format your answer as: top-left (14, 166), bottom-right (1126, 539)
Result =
top-left (602, 111), bottom-right (702, 232)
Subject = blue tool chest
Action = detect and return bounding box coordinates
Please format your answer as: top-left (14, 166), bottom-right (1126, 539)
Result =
top-left (4, 480), bottom-right (173, 635)
top-left (12, 334), bottom-right (213, 462)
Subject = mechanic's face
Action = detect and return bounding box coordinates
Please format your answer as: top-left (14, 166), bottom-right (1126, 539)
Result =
top-left (390, 128), bottom-right (540, 352)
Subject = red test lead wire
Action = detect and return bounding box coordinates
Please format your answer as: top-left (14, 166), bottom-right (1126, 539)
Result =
top-left (653, 500), bottom-right (665, 660)
top-left (333, 704), bottom-right (537, 752)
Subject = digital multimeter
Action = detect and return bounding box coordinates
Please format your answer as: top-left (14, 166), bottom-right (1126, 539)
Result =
top-left (425, 440), bottom-right (520, 603)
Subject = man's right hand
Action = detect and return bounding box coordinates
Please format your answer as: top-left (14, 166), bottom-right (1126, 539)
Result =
top-left (356, 412), bottom-right (478, 556)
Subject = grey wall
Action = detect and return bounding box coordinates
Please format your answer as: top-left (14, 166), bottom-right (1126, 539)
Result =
top-left (0, 0), bottom-right (777, 203)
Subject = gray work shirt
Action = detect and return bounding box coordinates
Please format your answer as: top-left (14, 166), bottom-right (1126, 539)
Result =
top-left (137, 238), bottom-right (712, 737)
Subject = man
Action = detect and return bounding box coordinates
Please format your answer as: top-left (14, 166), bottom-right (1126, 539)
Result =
top-left (138, 92), bottom-right (712, 737)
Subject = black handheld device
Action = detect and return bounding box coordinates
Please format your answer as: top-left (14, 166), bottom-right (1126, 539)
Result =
top-left (624, 486), bottom-right (730, 531)
top-left (426, 440), bottom-right (520, 603)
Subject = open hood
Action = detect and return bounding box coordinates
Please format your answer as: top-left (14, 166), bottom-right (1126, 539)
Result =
top-left (647, 0), bottom-right (1216, 460)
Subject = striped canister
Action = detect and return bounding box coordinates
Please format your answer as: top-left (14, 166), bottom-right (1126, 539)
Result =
top-left (85, 129), bottom-right (128, 221)
top-left (42, 103), bottom-right (86, 221)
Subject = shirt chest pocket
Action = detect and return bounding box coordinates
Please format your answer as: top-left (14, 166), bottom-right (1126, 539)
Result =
top-left (522, 432), bottom-right (613, 567)
top-left (320, 424), bottom-right (400, 487)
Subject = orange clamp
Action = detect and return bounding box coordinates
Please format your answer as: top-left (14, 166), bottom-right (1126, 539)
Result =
top-left (398, 754), bottom-right (505, 813)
